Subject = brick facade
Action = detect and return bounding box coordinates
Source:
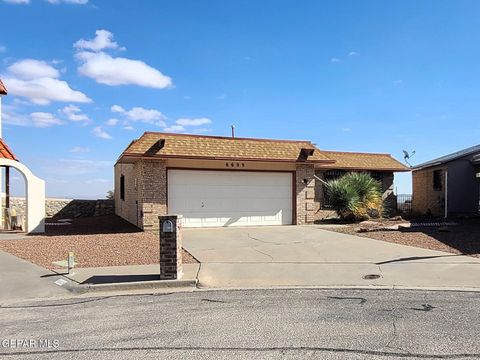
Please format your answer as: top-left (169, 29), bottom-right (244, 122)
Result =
top-left (412, 166), bottom-right (446, 216)
top-left (139, 159), bottom-right (167, 232)
top-left (115, 159), bottom-right (167, 231)
top-left (116, 159), bottom-right (403, 228)
top-left (295, 164), bottom-right (316, 224)
top-left (116, 160), bottom-right (317, 230)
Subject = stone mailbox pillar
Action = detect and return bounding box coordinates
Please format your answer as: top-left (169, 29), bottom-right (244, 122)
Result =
top-left (159, 215), bottom-right (183, 280)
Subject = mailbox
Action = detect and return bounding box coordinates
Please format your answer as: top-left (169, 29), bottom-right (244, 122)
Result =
top-left (159, 215), bottom-right (183, 280)
top-left (162, 219), bottom-right (174, 233)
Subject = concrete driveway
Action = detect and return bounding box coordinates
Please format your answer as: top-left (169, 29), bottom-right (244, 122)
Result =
top-left (183, 225), bottom-right (480, 290)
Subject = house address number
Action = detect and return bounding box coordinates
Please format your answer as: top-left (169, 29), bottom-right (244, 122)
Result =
top-left (225, 162), bottom-right (245, 168)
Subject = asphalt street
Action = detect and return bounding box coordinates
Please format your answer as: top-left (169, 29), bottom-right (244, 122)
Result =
top-left (0, 289), bottom-right (479, 359)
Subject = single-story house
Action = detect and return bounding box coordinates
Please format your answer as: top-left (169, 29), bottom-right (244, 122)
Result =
top-left (412, 144), bottom-right (480, 217)
top-left (115, 132), bottom-right (408, 230)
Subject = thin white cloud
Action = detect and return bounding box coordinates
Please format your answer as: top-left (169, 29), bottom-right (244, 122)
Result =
top-left (74, 30), bottom-right (119, 52)
top-left (183, 95), bottom-right (191, 100)
top-left (70, 146), bottom-right (90, 153)
top-left (86, 178), bottom-right (110, 184)
top-left (2, 104), bottom-right (30, 126)
top-left (330, 58), bottom-right (341, 63)
top-left (47, 0), bottom-right (88, 4)
top-left (104, 118), bottom-right (119, 126)
top-left (60, 104), bottom-right (90, 123)
top-left (76, 51), bottom-right (172, 88)
top-left (110, 104), bottom-right (125, 113)
top-left (341, 127), bottom-right (352, 132)
top-left (111, 105), bottom-right (166, 126)
top-left (176, 117), bottom-right (211, 126)
top-left (123, 125), bottom-right (135, 131)
top-left (2, 0), bottom-right (30, 3)
top-left (348, 51), bottom-right (359, 56)
top-left (30, 112), bottom-right (64, 127)
top-left (92, 126), bottom-right (112, 140)
top-left (3, 59), bottom-right (91, 105)
top-left (164, 125), bottom-right (185, 132)
top-left (7, 59), bottom-right (60, 80)
top-left (0, 46), bottom-right (6, 53)
top-left (43, 159), bottom-right (112, 176)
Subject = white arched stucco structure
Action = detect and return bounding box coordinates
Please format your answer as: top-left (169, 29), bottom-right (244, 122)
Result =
top-left (0, 158), bottom-right (45, 233)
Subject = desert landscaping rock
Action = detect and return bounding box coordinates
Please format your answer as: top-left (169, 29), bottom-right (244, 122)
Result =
top-left (324, 218), bottom-right (480, 258)
top-left (0, 215), bottom-right (197, 269)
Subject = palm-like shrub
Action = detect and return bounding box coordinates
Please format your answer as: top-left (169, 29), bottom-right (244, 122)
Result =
top-left (325, 172), bottom-right (383, 221)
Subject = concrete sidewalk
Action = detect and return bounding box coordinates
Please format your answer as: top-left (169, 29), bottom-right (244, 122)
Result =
top-left (64, 263), bottom-right (200, 286)
top-left (0, 250), bottom-right (70, 303)
top-left (183, 225), bottom-right (480, 291)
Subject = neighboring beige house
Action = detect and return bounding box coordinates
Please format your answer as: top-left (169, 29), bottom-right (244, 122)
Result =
top-left (412, 145), bottom-right (480, 217)
top-left (115, 132), bottom-right (408, 231)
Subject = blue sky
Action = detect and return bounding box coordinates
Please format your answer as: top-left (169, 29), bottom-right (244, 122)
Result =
top-left (1, 0), bottom-right (479, 198)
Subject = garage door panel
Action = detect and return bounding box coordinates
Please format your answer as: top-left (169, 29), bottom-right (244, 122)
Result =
top-left (168, 170), bottom-right (293, 227)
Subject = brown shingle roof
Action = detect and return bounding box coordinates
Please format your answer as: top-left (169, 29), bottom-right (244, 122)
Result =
top-left (0, 80), bottom-right (7, 95)
top-left (0, 139), bottom-right (18, 161)
top-left (119, 132), bottom-right (333, 163)
top-left (318, 150), bottom-right (409, 172)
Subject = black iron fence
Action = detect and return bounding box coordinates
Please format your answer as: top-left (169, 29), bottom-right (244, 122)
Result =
top-left (397, 194), bottom-right (412, 213)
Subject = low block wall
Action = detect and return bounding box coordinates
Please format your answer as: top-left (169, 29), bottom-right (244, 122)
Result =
top-left (7, 197), bottom-right (115, 219)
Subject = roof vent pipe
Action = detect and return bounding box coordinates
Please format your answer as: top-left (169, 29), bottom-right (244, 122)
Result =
top-left (231, 125), bottom-right (235, 138)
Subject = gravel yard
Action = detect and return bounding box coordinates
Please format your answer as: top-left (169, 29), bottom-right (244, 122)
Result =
top-left (0, 215), bottom-right (198, 269)
top-left (323, 218), bottom-right (480, 258)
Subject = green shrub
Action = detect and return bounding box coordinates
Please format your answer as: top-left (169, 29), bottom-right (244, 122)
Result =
top-left (325, 172), bottom-right (383, 221)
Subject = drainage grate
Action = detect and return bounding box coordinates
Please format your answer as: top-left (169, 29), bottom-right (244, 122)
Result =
top-left (363, 274), bottom-right (381, 280)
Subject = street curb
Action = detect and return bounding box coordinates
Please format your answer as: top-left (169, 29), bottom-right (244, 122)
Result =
top-left (71, 278), bottom-right (198, 293)
top-left (195, 283), bottom-right (480, 293)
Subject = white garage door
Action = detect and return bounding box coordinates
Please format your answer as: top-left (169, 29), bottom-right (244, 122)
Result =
top-left (168, 169), bottom-right (293, 227)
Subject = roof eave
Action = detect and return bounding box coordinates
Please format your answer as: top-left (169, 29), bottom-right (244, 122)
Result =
top-left (118, 153), bottom-right (335, 164)
top-left (411, 162), bottom-right (443, 171)
top-left (315, 165), bottom-right (411, 172)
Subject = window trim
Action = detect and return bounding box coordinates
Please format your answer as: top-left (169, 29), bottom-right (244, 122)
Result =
top-left (120, 174), bottom-right (125, 201)
top-left (433, 170), bottom-right (442, 191)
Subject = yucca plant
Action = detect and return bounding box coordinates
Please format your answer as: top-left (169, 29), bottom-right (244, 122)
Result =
top-left (325, 172), bottom-right (383, 221)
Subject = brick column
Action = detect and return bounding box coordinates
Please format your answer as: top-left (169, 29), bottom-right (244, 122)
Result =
top-left (159, 215), bottom-right (183, 280)
top-left (141, 159), bottom-right (167, 232)
top-left (295, 164), bottom-right (315, 224)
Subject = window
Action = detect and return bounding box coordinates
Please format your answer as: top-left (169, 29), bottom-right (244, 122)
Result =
top-left (433, 170), bottom-right (442, 191)
top-left (322, 170), bottom-right (345, 208)
top-left (120, 175), bottom-right (125, 201)
top-left (370, 171), bottom-right (384, 183)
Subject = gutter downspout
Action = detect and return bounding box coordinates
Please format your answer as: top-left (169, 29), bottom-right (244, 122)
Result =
top-left (444, 169), bottom-right (448, 219)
